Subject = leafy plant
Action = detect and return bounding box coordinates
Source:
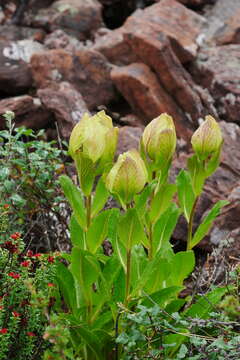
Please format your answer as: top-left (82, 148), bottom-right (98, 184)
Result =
top-left (0, 111), bottom-right (68, 251)
top-left (49, 111), bottom-right (227, 359)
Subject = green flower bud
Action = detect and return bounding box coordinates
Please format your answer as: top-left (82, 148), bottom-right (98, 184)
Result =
top-left (106, 149), bottom-right (148, 206)
top-left (191, 115), bottom-right (223, 160)
top-left (141, 113), bottom-right (176, 165)
top-left (68, 110), bottom-right (118, 195)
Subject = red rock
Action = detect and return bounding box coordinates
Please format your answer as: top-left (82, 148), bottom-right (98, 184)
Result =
top-left (31, 0), bottom-right (103, 40)
top-left (111, 62), bottom-right (192, 139)
top-left (0, 39), bottom-right (44, 94)
top-left (130, 0), bottom-right (206, 63)
top-left (93, 0), bottom-right (205, 65)
top-left (215, 10), bottom-right (240, 45)
top-left (125, 27), bottom-right (210, 124)
top-left (194, 45), bottom-right (240, 123)
top-left (38, 82), bottom-right (90, 138)
top-left (30, 48), bottom-right (115, 109)
top-left (0, 95), bottom-right (51, 130)
top-left (92, 26), bottom-right (138, 66)
top-left (117, 126), bottom-right (143, 156)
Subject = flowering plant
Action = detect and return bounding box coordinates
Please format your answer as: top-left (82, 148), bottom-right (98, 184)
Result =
top-left (0, 205), bottom-right (58, 360)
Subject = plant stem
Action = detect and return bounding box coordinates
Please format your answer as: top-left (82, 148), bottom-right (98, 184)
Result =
top-left (187, 196), bottom-right (199, 251)
top-left (86, 195), bottom-right (91, 229)
top-left (148, 224), bottom-right (153, 260)
top-left (125, 249), bottom-right (132, 307)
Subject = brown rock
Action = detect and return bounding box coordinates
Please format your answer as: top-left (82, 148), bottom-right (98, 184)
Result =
top-left (130, 0), bottom-right (206, 63)
top-left (38, 82), bottom-right (90, 138)
top-left (31, 0), bottom-right (103, 40)
top-left (30, 48), bottom-right (115, 109)
top-left (0, 25), bottom-right (46, 42)
top-left (125, 27), bottom-right (209, 124)
top-left (111, 63), bottom-right (191, 139)
top-left (117, 126), bottom-right (143, 156)
top-left (0, 95), bottom-right (52, 130)
top-left (92, 26), bottom-right (139, 66)
top-left (0, 39), bottom-right (44, 94)
top-left (93, 0), bottom-right (205, 65)
top-left (194, 45), bottom-right (240, 123)
top-left (215, 10), bottom-right (240, 45)
top-left (44, 29), bottom-right (84, 52)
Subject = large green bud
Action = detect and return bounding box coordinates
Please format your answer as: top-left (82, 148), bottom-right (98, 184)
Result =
top-left (69, 110), bottom-right (118, 195)
top-left (191, 115), bottom-right (223, 161)
top-left (141, 113), bottom-right (177, 166)
top-left (106, 149), bottom-right (148, 207)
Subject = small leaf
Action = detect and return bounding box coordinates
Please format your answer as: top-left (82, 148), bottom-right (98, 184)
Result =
top-left (169, 251), bottom-right (195, 286)
top-left (176, 170), bottom-right (195, 222)
top-left (59, 175), bottom-right (86, 229)
top-left (91, 177), bottom-right (109, 217)
top-left (190, 200), bottom-right (229, 249)
top-left (87, 209), bottom-right (112, 253)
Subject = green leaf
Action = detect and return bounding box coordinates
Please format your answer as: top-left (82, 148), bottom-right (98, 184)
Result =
top-left (59, 175), bottom-right (86, 229)
top-left (190, 200), bottom-right (229, 249)
top-left (56, 262), bottom-right (77, 314)
top-left (168, 251), bottom-right (195, 286)
top-left (134, 182), bottom-right (154, 219)
top-left (142, 286), bottom-right (183, 307)
top-left (176, 170), bottom-right (195, 222)
top-left (149, 183), bottom-right (177, 224)
top-left (87, 209), bottom-right (112, 253)
top-left (70, 247), bottom-right (100, 308)
top-left (117, 208), bottom-right (147, 251)
top-left (75, 153), bottom-right (95, 196)
top-left (70, 214), bottom-right (85, 249)
top-left (91, 177), bottom-right (109, 217)
top-left (152, 203), bottom-right (181, 256)
top-left (184, 287), bottom-right (228, 318)
top-left (187, 154), bottom-right (206, 196)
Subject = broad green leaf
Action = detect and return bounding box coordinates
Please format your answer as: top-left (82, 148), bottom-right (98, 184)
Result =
top-left (59, 175), bottom-right (86, 229)
top-left (152, 203), bottom-right (180, 256)
top-left (141, 286), bottom-right (183, 307)
top-left (130, 245), bottom-right (148, 291)
top-left (176, 170), bottom-right (195, 223)
top-left (86, 209), bottom-right (112, 253)
top-left (149, 183), bottom-right (177, 224)
top-left (70, 214), bottom-right (85, 249)
top-left (70, 247), bottom-right (100, 308)
top-left (168, 251), bottom-right (195, 287)
top-left (117, 208), bottom-right (147, 251)
top-left (56, 262), bottom-right (77, 314)
top-left (91, 177), bottom-right (109, 217)
top-left (184, 287), bottom-right (228, 318)
top-left (190, 200), bottom-right (229, 249)
top-left (164, 332), bottom-right (189, 358)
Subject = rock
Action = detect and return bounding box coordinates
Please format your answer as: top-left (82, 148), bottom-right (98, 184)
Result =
top-left (194, 45), bottom-right (240, 123)
top-left (0, 39), bottom-right (44, 94)
top-left (44, 29), bottom-right (84, 51)
top-left (111, 62), bottom-right (192, 139)
top-left (131, 0), bottom-right (206, 63)
top-left (0, 95), bottom-right (52, 130)
top-left (117, 126), bottom-right (143, 155)
top-left (125, 26), bottom-right (210, 125)
top-left (214, 10), bottom-right (240, 45)
top-left (30, 48), bottom-right (115, 109)
top-left (204, 0), bottom-right (240, 45)
top-left (92, 26), bottom-right (139, 66)
top-left (93, 0), bottom-right (205, 65)
top-left (0, 25), bottom-right (45, 42)
top-left (38, 82), bottom-right (90, 138)
top-left (31, 0), bottom-right (103, 40)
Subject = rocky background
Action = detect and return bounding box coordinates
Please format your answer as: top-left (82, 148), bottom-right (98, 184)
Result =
top-left (0, 0), bottom-right (239, 267)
